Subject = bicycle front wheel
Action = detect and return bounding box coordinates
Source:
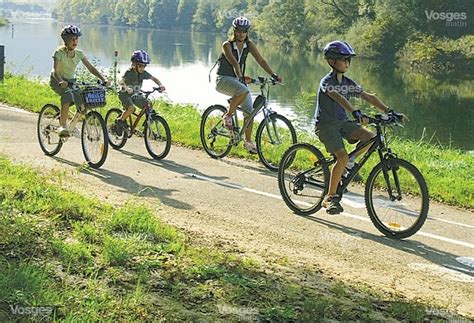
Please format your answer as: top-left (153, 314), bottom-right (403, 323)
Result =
top-left (256, 113), bottom-right (297, 171)
top-left (278, 143), bottom-right (330, 215)
top-left (200, 105), bottom-right (232, 159)
top-left (81, 111), bottom-right (108, 169)
top-left (365, 157), bottom-right (429, 239)
top-left (105, 108), bottom-right (127, 149)
top-left (144, 115), bottom-right (171, 160)
top-left (37, 104), bottom-right (63, 156)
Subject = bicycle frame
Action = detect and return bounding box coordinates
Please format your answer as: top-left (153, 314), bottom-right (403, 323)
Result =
top-left (125, 88), bottom-right (163, 138)
top-left (321, 121), bottom-right (397, 196)
top-left (230, 78), bottom-right (278, 144)
top-left (126, 101), bottom-right (150, 138)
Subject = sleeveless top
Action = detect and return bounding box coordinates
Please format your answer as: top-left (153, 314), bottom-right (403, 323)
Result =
top-left (216, 40), bottom-right (250, 77)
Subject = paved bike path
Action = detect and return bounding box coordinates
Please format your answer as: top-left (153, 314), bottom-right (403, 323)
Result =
top-left (1, 105), bottom-right (473, 316)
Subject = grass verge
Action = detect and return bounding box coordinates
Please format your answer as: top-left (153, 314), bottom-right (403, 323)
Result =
top-left (0, 155), bottom-right (468, 321)
top-left (0, 73), bottom-right (472, 209)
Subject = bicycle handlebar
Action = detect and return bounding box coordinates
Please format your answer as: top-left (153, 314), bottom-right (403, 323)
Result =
top-left (131, 86), bottom-right (166, 99)
top-left (368, 113), bottom-right (404, 127)
top-left (250, 76), bottom-right (282, 86)
top-left (67, 80), bottom-right (109, 88)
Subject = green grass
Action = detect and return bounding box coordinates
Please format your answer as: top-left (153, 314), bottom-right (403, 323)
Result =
top-left (1, 156), bottom-right (470, 321)
top-left (0, 73), bottom-right (473, 209)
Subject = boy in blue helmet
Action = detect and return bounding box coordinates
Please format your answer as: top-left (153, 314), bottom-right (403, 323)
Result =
top-left (113, 50), bottom-right (166, 136)
top-left (315, 40), bottom-right (406, 214)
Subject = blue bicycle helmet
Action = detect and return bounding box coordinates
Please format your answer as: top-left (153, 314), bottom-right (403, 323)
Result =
top-left (323, 41), bottom-right (356, 59)
top-left (131, 50), bottom-right (150, 65)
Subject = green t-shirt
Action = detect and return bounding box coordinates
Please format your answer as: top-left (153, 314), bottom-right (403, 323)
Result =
top-left (51, 47), bottom-right (86, 80)
top-left (121, 67), bottom-right (152, 91)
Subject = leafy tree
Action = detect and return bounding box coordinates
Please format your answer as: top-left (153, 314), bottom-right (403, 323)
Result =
top-left (176, 0), bottom-right (197, 30)
top-left (149, 0), bottom-right (179, 29)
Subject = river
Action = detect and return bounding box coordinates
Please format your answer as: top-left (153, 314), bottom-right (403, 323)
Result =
top-left (1, 19), bottom-right (472, 150)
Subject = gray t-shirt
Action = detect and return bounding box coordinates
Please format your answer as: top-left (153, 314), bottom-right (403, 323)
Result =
top-left (314, 71), bottom-right (363, 125)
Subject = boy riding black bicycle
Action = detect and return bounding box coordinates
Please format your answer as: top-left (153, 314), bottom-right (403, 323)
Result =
top-left (113, 50), bottom-right (166, 136)
top-left (315, 40), bottom-right (406, 214)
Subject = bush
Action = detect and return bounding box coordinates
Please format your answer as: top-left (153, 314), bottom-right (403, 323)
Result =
top-left (398, 33), bottom-right (474, 76)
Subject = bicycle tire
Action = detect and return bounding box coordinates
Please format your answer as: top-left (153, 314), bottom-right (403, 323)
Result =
top-left (105, 108), bottom-right (127, 149)
top-left (200, 104), bottom-right (232, 159)
top-left (37, 104), bottom-right (63, 156)
top-left (278, 143), bottom-right (330, 215)
top-left (144, 115), bottom-right (171, 160)
top-left (365, 157), bottom-right (429, 239)
top-left (81, 110), bottom-right (108, 169)
top-left (256, 113), bottom-right (297, 171)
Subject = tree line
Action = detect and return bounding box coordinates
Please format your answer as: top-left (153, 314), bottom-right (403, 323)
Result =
top-left (52, 0), bottom-right (472, 73)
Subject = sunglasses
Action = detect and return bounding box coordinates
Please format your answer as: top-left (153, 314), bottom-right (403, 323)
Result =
top-left (235, 28), bottom-right (248, 33)
top-left (338, 57), bottom-right (352, 63)
top-left (136, 63), bottom-right (146, 68)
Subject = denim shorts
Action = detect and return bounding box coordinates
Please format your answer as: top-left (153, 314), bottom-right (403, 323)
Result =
top-left (49, 76), bottom-right (83, 107)
top-left (215, 75), bottom-right (253, 115)
top-left (316, 120), bottom-right (361, 154)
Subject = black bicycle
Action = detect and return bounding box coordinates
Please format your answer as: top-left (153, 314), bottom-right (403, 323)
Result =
top-left (278, 113), bottom-right (429, 239)
top-left (37, 81), bottom-right (109, 169)
top-left (200, 76), bottom-right (297, 171)
top-left (105, 87), bottom-right (171, 160)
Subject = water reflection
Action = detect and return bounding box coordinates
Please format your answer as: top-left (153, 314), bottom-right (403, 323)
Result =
top-left (1, 19), bottom-right (472, 150)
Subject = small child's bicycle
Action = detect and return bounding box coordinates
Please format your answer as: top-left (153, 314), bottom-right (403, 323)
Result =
top-left (37, 81), bottom-right (109, 169)
top-left (200, 76), bottom-right (297, 171)
top-left (105, 87), bottom-right (171, 160)
top-left (278, 113), bottom-right (429, 239)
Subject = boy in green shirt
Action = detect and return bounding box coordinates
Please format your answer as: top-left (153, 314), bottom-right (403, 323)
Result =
top-left (113, 50), bottom-right (165, 136)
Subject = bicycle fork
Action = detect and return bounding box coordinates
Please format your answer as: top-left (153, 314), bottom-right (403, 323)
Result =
top-left (381, 159), bottom-right (403, 202)
top-left (263, 112), bottom-right (281, 144)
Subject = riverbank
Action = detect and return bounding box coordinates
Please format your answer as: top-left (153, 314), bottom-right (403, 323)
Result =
top-left (1, 155), bottom-right (471, 321)
top-left (0, 73), bottom-right (472, 209)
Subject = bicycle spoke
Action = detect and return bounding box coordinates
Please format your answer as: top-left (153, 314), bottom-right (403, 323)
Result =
top-left (365, 158), bottom-right (429, 238)
top-left (278, 143), bottom-right (329, 215)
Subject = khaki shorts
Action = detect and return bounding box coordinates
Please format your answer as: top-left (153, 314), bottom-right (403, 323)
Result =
top-left (316, 120), bottom-right (361, 154)
top-left (49, 76), bottom-right (83, 107)
top-left (118, 91), bottom-right (147, 109)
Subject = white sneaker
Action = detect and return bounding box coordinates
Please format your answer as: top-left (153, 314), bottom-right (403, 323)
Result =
top-left (58, 125), bottom-right (70, 137)
top-left (243, 140), bottom-right (258, 154)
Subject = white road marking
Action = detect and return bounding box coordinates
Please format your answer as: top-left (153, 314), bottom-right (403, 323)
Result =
top-left (185, 173), bottom-right (474, 250)
top-left (456, 257), bottom-right (474, 268)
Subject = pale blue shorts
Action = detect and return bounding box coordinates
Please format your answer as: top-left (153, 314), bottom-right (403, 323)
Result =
top-left (215, 75), bottom-right (253, 115)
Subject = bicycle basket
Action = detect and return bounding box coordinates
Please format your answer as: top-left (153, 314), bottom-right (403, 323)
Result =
top-left (82, 86), bottom-right (106, 108)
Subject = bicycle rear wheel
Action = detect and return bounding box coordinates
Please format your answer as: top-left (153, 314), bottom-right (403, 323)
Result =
top-left (37, 104), bottom-right (63, 156)
top-left (278, 143), bottom-right (329, 215)
top-left (105, 108), bottom-right (127, 149)
top-left (144, 115), bottom-right (171, 160)
top-left (256, 113), bottom-right (297, 171)
top-left (365, 157), bottom-right (429, 239)
top-left (200, 104), bottom-right (232, 159)
top-left (81, 110), bottom-right (108, 169)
